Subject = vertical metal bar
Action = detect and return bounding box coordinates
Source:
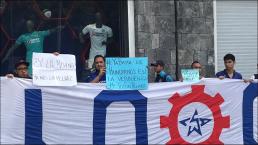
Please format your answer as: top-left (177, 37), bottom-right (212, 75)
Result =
top-left (57, 1), bottom-right (62, 52)
top-left (174, 0), bottom-right (179, 80)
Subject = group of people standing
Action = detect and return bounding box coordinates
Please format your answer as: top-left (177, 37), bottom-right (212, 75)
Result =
top-left (1, 11), bottom-right (257, 83)
top-left (151, 53), bottom-right (257, 83)
top-left (5, 52), bottom-right (258, 84)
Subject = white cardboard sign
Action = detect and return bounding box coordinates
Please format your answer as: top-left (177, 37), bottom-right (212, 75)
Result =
top-left (32, 52), bottom-right (77, 86)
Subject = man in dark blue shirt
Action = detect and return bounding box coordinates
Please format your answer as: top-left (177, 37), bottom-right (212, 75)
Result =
top-left (216, 53), bottom-right (242, 79)
top-left (151, 60), bottom-right (173, 82)
top-left (86, 55), bottom-right (106, 83)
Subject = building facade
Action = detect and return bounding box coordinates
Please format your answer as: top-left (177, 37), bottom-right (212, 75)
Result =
top-left (1, 0), bottom-right (256, 81)
top-left (134, 0), bottom-right (214, 81)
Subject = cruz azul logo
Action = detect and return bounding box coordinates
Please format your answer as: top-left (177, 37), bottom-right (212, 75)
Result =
top-left (160, 85), bottom-right (230, 144)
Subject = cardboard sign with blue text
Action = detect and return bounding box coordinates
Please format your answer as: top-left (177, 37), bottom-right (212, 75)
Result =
top-left (181, 69), bottom-right (199, 82)
top-left (106, 57), bottom-right (148, 90)
top-left (32, 52), bottom-right (77, 86)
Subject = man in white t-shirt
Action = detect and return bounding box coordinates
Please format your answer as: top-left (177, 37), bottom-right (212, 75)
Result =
top-left (79, 12), bottom-right (113, 68)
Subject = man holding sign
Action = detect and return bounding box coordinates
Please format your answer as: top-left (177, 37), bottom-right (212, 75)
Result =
top-left (180, 61), bottom-right (204, 82)
top-left (5, 60), bottom-right (31, 79)
top-left (191, 61), bottom-right (204, 79)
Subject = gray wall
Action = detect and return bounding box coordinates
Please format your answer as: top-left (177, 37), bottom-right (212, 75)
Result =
top-left (134, 0), bottom-right (214, 82)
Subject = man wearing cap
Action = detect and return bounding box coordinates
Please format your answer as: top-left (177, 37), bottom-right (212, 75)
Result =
top-left (5, 60), bottom-right (31, 79)
top-left (151, 60), bottom-right (174, 82)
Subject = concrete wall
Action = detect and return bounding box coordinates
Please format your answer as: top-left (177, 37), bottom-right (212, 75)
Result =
top-left (134, 0), bottom-right (214, 82)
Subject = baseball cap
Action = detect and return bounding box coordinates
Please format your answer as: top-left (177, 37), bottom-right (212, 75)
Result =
top-left (151, 60), bottom-right (165, 67)
top-left (15, 60), bottom-right (29, 69)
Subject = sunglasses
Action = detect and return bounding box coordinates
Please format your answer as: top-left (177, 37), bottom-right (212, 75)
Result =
top-left (17, 67), bottom-right (28, 71)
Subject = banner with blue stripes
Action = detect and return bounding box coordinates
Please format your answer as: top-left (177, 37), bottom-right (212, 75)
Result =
top-left (0, 77), bottom-right (257, 144)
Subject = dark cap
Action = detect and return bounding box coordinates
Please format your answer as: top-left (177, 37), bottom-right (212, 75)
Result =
top-left (15, 60), bottom-right (29, 69)
top-left (151, 60), bottom-right (165, 67)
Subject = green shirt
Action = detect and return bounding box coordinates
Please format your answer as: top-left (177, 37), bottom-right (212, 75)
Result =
top-left (16, 30), bottom-right (50, 75)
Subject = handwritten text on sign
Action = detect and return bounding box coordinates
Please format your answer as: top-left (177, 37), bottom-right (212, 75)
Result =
top-left (32, 53), bottom-right (77, 86)
top-left (181, 69), bottom-right (200, 82)
top-left (106, 57), bottom-right (148, 90)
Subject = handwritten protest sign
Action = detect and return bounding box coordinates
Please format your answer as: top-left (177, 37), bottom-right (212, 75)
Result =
top-left (181, 69), bottom-right (199, 82)
top-left (106, 57), bottom-right (148, 90)
top-left (32, 53), bottom-right (77, 86)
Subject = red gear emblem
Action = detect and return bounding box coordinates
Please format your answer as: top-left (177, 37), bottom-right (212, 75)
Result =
top-left (160, 85), bottom-right (230, 144)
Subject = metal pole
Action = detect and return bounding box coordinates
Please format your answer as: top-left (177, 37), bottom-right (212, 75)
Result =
top-left (57, 1), bottom-right (62, 52)
top-left (174, 0), bottom-right (179, 80)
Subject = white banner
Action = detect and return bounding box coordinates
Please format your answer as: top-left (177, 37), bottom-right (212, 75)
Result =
top-left (32, 52), bottom-right (77, 86)
top-left (1, 77), bottom-right (257, 144)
